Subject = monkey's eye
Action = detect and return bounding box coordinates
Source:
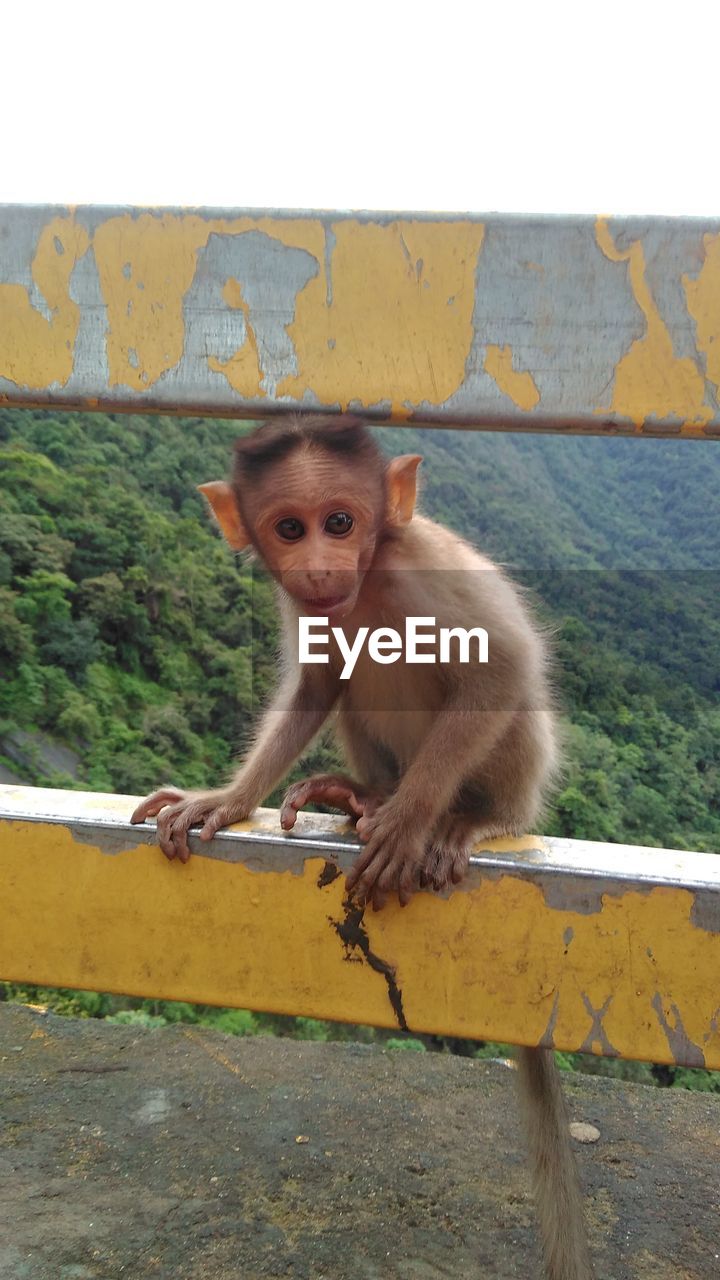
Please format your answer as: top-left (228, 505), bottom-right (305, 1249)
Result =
top-left (275, 518), bottom-right (305, 542)
top-left (324, 511), bottom-right (354, 536)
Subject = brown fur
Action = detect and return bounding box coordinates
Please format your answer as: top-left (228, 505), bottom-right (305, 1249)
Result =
top-left (131, 414), bottom-right (594, 1278)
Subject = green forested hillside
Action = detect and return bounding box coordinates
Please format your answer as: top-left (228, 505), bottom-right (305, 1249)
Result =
top-left (409, 427), bottom-right (720, 570)
top-left (1, 409), bottom-right (719, 855)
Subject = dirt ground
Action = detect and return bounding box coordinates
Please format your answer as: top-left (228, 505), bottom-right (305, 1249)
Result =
top-left (1, 1004), bottom-right (718, 1280)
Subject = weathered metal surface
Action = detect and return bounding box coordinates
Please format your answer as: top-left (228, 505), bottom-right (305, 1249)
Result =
top-left (2, 783), bottom-right (719, 1068)
top-left (1, 205), bottom-right (719, 436)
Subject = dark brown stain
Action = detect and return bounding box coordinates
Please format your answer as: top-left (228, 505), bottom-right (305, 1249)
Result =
top-left (317, 860), bottom-right (341, 888)
top-left (330, 900), bottom-right (409, 1032)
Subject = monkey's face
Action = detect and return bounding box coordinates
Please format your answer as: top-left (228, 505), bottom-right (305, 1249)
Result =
top-left (242, 450), bottom-right (382, 619)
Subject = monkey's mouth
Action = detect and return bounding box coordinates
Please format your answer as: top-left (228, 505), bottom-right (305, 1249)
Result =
top-left (301, 594), bottom-right (351, 617)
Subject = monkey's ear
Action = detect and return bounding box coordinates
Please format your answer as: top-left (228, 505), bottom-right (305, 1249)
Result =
top-left (386, 455), bottom-right (422, 525)
top-left (197, 481), bottom-right (251, 550)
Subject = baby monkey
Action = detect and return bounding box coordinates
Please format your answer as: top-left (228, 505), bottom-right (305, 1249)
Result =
top-left (132, 414), bottom-right (556, 905)
top-left (132, 414), bottom-right (593, 1279)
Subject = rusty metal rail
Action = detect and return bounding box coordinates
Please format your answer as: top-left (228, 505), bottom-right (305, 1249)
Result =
top-left (1, 205), bottom-right (719, 436)
top-left (2, 783), bottom-right (719, 1069)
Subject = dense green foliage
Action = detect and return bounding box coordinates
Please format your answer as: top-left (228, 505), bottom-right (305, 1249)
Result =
top-left (1, 408), bottom-right (719, 1088)
top-left (2, 409), bottom-right (718, 849)
top-left (0, 410), bottom-right (332, 797)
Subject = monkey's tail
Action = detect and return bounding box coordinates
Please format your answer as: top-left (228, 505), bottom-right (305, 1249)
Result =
top-left (516, 1046), bottom-right (595, 1280)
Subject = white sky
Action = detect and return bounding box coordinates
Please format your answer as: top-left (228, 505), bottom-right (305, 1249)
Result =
top-left (1, 0), bottom-right (718, 216)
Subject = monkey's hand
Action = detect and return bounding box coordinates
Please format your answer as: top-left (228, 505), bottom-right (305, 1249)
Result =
top-left (130, 786), bottom-right (251, 863)
top-left (345, 804), bottom-right (426, 911)
top-left (419, 814), bottom-right (476, 892)
top-left (280, 774), bottom-right (387, 831)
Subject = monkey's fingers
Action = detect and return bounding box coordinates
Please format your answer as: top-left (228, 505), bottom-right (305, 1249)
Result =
top-left (355, 812), bottom-right (377, 840)
top-left (158, 799), bottom-right (218, 862)
top-left (397, 862), bottom-right (420, 907)
top-left (156, 802), bottom-right (190, 862)
top-left (419, 841), bottom-right (471, 892)
top-left (157, 797), bottom-right (236, 860)
top-left (199, 802), bottom-right (235, 843)
top-left (371, 859), bottom-right (421, 910)
top-left (280, 776), bottom-right (365, 831)
top-left (130, 787), bottom-right (186, 824)
top-left (345, 841), bottom-right (384, 895)
top-left (450, 850), bottom-right (471, 884)
top-left (354, 795), bottom-right (386, 834)
top-left (347, 841), bottom-right (406, 906)
top-left (350, 854), bottom-right (420, 912)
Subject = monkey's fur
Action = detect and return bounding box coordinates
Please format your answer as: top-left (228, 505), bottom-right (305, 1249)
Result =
top-left (132, 416), bottom-right (594, 1278)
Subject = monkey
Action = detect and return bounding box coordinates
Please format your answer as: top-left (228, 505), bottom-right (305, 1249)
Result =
top-left (130, 414), bottom-right (594, 1279)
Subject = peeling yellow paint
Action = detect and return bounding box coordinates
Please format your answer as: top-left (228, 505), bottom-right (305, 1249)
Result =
top-left (279, 220), bottom-right (485, 415)
top-left (0, 217), bottom-right (90, 388)
top-left (595, 218), bottom-right (711, 430)
top-left (87, 211), bottom-right (428, 400)
top-left (683, 231), bottom-right (720, 399)
top-left (91, 212), bottom-right (326, 393)
top-left (3, 208), bottom-right (719, 433)
top-left (2, 815), bottom-right (719, 1067)
top-left (208, 278), bottom-right (264, 398)
top-left (93, 213), bottom-right (213, 390)
top-left (484, 344), bottom-right (540, 411)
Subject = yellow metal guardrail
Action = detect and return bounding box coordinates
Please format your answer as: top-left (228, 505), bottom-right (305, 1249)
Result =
top-left (2, 784), bottom-right (719, 1070)
top-left (1, 205), bottom-right (720, 436)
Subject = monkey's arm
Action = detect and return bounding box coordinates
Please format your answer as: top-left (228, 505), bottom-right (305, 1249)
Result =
top-left (130, 667), bottom-right (340, 862)
top-left (346, 700), bottom-right (517, 908)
